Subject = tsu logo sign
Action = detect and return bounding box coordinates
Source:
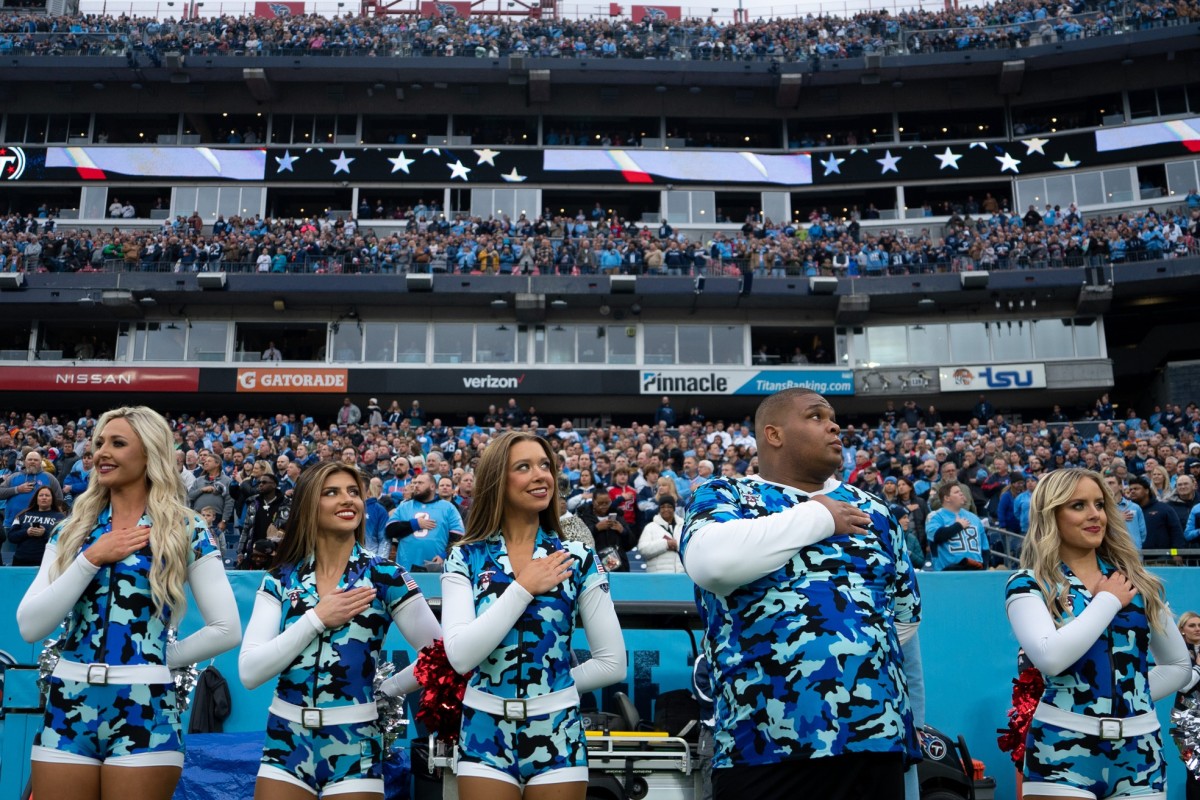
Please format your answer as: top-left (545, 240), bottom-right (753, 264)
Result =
top-left (939, 363), bottom-right (1046, 392)
top-left (0, 146), bottom-right (27, 181)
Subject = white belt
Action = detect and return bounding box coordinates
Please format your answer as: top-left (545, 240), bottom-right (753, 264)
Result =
top-left (463, 685), bottom-right (579, 722)
top-left (1034, 702), bottom-right (1160, 739)
top-left (269, 698), bottom-right (379, 729)
top-left (53, 659), bottom-right (173, 685)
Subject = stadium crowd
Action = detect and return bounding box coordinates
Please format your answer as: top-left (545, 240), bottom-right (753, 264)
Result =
top-left (2, 198), bottom-right (1199, 275)
top-left (0, 0), bottom-right (1196, 62)
top-left (2, 392), bottom-right (1199, 574)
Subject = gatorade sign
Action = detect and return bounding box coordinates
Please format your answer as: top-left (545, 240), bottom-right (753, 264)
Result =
top-left (236, 368), bottom-right (347, 393)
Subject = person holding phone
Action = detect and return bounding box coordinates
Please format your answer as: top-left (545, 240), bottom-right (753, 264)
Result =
top-left (239, 461), bottom-right (441, 798)
top-left (441, 431), bottom-right (625, 798)
top-left (579, 491), bottom-right (633, 572)
top-left (8, 486), bottom-right (66, 567)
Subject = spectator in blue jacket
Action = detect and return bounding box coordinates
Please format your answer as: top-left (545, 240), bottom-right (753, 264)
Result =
top-left (62, 451), bottom-right (92, 506)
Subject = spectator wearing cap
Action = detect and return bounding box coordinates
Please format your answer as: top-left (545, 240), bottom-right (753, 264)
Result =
top-left (996, 476), bottom-right (1024, 534)
top-left (1126, 474), bottom-right (1186, 555)
top-left (365, 398), bottom-right (383, 428)
top-left (1014, 473), bottom-right (1037, 534)
top-left (928, 461), bottom-right (977, 515)
top-left (637, 496), bottom-right (684, 573)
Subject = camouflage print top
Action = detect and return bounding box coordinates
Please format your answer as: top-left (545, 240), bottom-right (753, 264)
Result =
top-left (1006, 559), bottom-right (1153, 717)
top-left (53, 506), bottom-right (219, 667)
top-left (444, 528), bottom-right (606, 699)
top-left (681, 476), bottom-right (922, 769)
top-left (261, 543), bottom-right (423, 707)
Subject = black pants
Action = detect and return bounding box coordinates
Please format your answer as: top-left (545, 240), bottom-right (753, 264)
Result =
top-left (714, 752), bottom-right (905, 800)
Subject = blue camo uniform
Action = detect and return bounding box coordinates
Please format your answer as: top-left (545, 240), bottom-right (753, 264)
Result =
top-left (924, 506), bottom-right (986, 571)
top-left (388, 497), bottom-right (464, 571)
top-left (445, 530), bottom-right (606, 786)
top-left (681, 476), bottom-right (922, 770)
top-left (1007, 562), bottom-right (1170, 798)
top-left (255, 544), bottom-right (423, 795)
top-left (34, 508), bottom-right (219, 766)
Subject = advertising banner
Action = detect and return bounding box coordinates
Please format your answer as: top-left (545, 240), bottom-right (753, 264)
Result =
top-left (420, 1), bottom-right (472, 16)
top-left (639, 368), bottom-right (854, 396)
top-left (235, 367), bottom-right (348, 393)
top-left (0, 367), bottom-right (199, 392)
top-left (631, 5), bottom-right (682, 20)
top-left (938, 363), bottom-right (1047, 392)
top-left (253, 1), bottom-right (304, 16)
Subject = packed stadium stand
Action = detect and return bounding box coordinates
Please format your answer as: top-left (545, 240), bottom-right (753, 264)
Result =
top-left (0, 0), bottom-right (1198, 423)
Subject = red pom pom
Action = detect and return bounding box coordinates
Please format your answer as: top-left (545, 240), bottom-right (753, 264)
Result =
top-left (997, 667), bottom-right (1044, 765)
top-left (414, 639), bottom-right (470, 745)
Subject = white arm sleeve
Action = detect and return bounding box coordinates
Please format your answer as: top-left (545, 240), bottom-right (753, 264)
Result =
top-left (238, 592), bottom-right (326, 690)
top-left (16, 543), bottom-right (100, 642)
top-left (441, 572), bottom-right (533, 675)
top-left (167, 553), bottom-right (242, 668)
top-left (379, 597), bottom-right (442, 697)
top-left (1006, 591), bottom-right (1122, 676)
top-left (896, 620), bottom-right (920, 646)
top-left (1147, 611), bottom-right (1193, 701)
top-left (570, 584), bottom-right (626, 693)
top-left (683, 502), bottom-right (835, 595)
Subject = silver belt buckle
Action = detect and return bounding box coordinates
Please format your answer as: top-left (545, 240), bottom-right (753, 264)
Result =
top-left (86, 663), bottom-right (109, 685)
top-left (301, 708), bottom-right (323, 729)
top-left (502, 699), bottom-right (527, 722)
top-left (1097, 717), bottom-right (1123, 740)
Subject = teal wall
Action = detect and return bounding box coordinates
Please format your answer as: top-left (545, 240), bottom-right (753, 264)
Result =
top-left (2, 568), bottom-right (1198, 800)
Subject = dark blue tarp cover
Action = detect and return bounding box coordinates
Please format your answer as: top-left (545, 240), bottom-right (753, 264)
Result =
top-left (174, 732), bottom-right (411, 800)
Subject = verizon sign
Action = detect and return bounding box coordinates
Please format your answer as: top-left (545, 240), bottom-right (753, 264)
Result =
top-left (236, 368), bottom-right (347, 393)
top-left (0, 367), bottom-right (199, 392)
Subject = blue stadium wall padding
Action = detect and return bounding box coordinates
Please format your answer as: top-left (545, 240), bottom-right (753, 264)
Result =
top-left (2, 568), bottom-right (1198, 800)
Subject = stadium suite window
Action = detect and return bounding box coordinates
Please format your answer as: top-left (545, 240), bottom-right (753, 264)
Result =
top-left (434, 324), bottom-right (473, 364)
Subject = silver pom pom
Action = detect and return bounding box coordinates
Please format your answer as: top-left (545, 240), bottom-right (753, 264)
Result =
top-left (1171, 695), bottom-right (1200, 779)
top-left (167, 628), bottom-right (199, 714)
top-left (37, 613), bottom-right (71, 695)
top-left (373, 660), bottom-right (409, 751)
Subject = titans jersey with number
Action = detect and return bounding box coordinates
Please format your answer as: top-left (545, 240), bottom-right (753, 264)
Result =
top-left (260, 544), bottom-right (423, 707)
top-left (1006, 559), bottom-right (1153, 717)
top-left (51, 506), bottom-right (219, 666)
top-left (444, 529), bottom-right (606, 699)
top-left (681, 477), bottom-right (921, 769)
top-left (924, 507), bottom-right (986, 570)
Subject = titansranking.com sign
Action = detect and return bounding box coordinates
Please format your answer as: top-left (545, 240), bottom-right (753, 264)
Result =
top-left (639, 369), bottom-right (855, 396)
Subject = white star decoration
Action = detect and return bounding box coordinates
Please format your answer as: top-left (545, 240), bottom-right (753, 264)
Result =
top-left (275, 151), bottom-right (297, 173)
top-left (1053, 153), bottom-right (1081, 169)
top-left (330, 151), bottom-right (355, 175)
top-left (969, 142), bottom-right (988, 149)
top-left (474, 148), bottom-right (500, 166)
top-left (1021, 137), bottom-right (1050, 155)
top-left (820, 153), bottom-right (845, 175)
top-left (995, 152), bottom-right (1021, 174)
top-left (876, 150), bottom-right (901, 174)
top-left (447, 159), bottom-right (472, 181)
top-left (388, 152), bottom-right (415, 174)
top-left (423, 147), bottom-right (442, 155)
top-left (935, 147), bottom-right (962, 170)
top-left (500, 167), bottom-right (527, 183)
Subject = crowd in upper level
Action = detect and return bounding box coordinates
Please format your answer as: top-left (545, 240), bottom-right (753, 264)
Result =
top-left (2, 193), bottom-right (1199, 275)
top-left (1, 392), bottom-right (1198, 573)
top-left (0, 0), bottom-right (1197, 62)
